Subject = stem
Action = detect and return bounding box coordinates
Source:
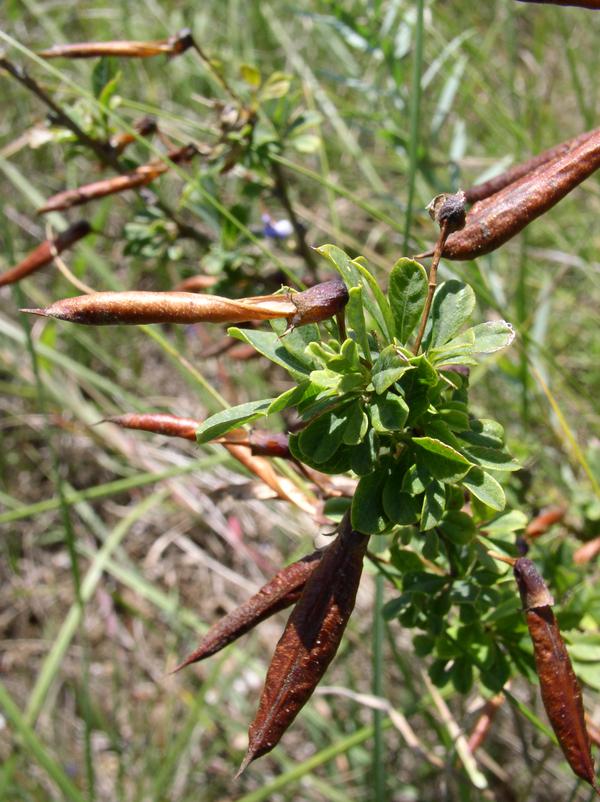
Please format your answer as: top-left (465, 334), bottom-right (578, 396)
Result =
top-left (271, 158), bottom-right (319, 278)
top-left (372, 572), bottom-right (387, 802)
top-left (191, 40), bottom-right (242, 104)
top-left (402, 0), bottom-right (425, 253)
top-left (412, 219), bottom-right (450, 354)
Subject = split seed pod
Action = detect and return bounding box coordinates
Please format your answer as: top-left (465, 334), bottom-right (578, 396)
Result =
top-left (37, 145), bottom-right (197, 213)
top-left (464, 127), bottom-right (599, 204)
top-left (513, 558), bottom-right (600, 794)
top-left (38, 29), bottom-right (195, 60)
top-left (24, 278), bottom-right (348, 330)
top-left (173, 551), bottom-right (322, 671)
top-left (422, 130), bottom-right (600, 260)
top-left (239, 510), bottom-right (368, 772)
top-left (0, 221), bottom-right (91, 288)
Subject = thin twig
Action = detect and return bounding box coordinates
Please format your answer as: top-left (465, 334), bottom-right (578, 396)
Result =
top-left (270, 158), bottom-right (319, 279)
top-left (190, 40), bottom-right (241, 104)
top-left (412, 218), bottom-right (450, 354)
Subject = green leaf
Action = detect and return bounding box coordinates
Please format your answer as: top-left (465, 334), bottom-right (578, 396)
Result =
top-left (297, 407), bottom-right (350, 464)
top-left (413, 436), bottom-right (472, 483)
top-left (459, 418), bottom-right (505, 449)
top-left (463, 468), bottom-right (505, 511)
top-left (349, 429), bottom-right (377, 475)
top-left (352, 470), bottom-right (389, 534)
top-left (259, 71), bottom-right (292, 101)
top-left (483, 510), bottom-right (528, 538)
top-left (92, 57), bottom-right (118, 99)
top-left (228, 327), bottom-right (310, 380)
top-left (352, 256), bottom-right (394, 340)
top-left (470, 320), bottom-right (515, 354)
top-left (426, 280), bottom-right (476, 348)
top-left (388, 257), bottom-right (428, 343)
top-left (383, 486), bottom-right (419, 525)
top-left (240, 63), bottom-right (262, 88)
top-left (289, 434), bottom-right (352, 474)
top-left (343, 401), bottom-right (368, 445)
top-left (452, 657), bottom-right (474, 694)
top-left (268, 381), bottom-right (317, 415)
top-left (371, 345), bottom-right (415, 394)
top-left (439, 510), bottom-right (476, 544)
top-left (270, 318), bottom-right (320, 365)
top-left (346, 286), bottom-right (371, 359)
top-left (196, 398), bottom-right (274, 444)
top-left (371, 391), bottom-right (409, 432)
top-left (421, 481), bottom-right (446, 530)
top-left (463, 445), bottom-right (520, 472)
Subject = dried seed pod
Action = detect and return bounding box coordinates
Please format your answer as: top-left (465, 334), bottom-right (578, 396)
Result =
top-left (573, 536), bottom-right (600, 566)
top-left (525, 505), bottom-right (567, 539)
top-left (105, 413), bottom-right (316, 514)
top-left (23, 290), bottom-right (297, 326)
top-left (38, 29), bottom-right (195, 59)
top-left (467, 693), bottom-right (506, 754)
top-left (246, 432), bottom-right (291, 460)
top-left (464, 128), bottom-right (599, 204)
top-left (172, 274), bottom-right (219, 292)
top-left (420, 131), bottom-right (600, 260)
top-left (106, 412), bottom-right (199, 440)
top-left (513, 558), bottom-right (599, 793)
top-left (37, 145), bottom-right (197, 213)
top-left (24, 279), bottom-right (346, 329)
top-left (173, 551), bottom-right (322, 671)
top-left (0, 221), bottom-right (91, 288)
top-left (239, 510), bottom-right (369, 772)
top-left (516, 0), bottom-right (600, 7)
top-left (110, 116), bottom-right (158, 155)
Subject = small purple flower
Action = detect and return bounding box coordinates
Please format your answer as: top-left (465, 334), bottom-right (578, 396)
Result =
top-left (262, 214), bottom-right (294, 239)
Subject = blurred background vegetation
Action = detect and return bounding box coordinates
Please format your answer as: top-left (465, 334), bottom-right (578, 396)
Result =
top-left (0, 1), bottom-right (599, 800)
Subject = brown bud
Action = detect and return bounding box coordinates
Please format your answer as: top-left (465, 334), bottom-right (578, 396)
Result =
top-left (286, 278), bottom-right (349, 328)
top-left (426, 191), bottom-right (467, 234)
top-left (513, 558), bottom-right (555, 610)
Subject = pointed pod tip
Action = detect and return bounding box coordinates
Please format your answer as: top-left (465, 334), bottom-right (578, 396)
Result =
top-left (20, 307), bottom-right (49, 318)
top-left (234, 750), bottom-right (255, 779)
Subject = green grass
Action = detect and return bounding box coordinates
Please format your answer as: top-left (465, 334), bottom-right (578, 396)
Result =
top-left (0, 1), bottom-right (599, 801)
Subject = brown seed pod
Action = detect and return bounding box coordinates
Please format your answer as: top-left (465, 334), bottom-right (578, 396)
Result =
top-left (239, 510), bottom-right (368, 772)
top-left (172, 274), bottom-right (219, 292)
top-left (513, 558), bottom-right (599, 794)
top-left (516, 0), bottom-right (600, 7)
top-left (24, 279), bottom-right (347, 330)
top-left (420, 130), bottom-right (600, 261)
top-left (38, 29), bottom-right (195, 59)
top-left (173, 550), bottom-right (322, 671)
top-left (105, 413), bottom-right (316, 514)
top-left (246, 432), bottom-right (291, 460)
top-left (106, 412), bottom-right (199, 440)
top-left (573, 536), bottom-right (600, 566)
top-left (0, 221), bottom-right (91, 288)
top-left (464, 128), bottom-right (599, 204)
top-left (525, 505), bottom-right (567, 539)
top-left (37, 145), bottom-right (197, 213)
top-left (467, 693), bottom-right (506, 754)
top-left (110, 116), bottom-right (158, 155)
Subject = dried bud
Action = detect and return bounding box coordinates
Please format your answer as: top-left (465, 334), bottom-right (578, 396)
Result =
top-left (513, 558), bottom-right (555, 609)
top-left (426, 191), bottom-right (467, 234)
top-left (38, 30), bottom-right (195, 60)
top-left (287, 278), bottom-right (349, 328)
